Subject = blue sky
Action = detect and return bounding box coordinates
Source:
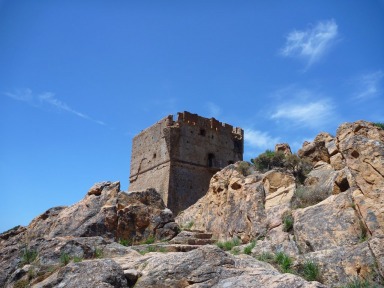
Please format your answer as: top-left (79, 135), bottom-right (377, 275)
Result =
top-left (1, 0), bottom-right (383, 232)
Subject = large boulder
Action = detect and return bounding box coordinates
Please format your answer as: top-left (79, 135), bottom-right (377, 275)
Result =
top-left (33, 259), bottom-right (128, 288)
top-left (298, 133), bottom-right (333, 165)
top-left (120, 245), bottom-right (325, 288)
top-left (176, 164), bottom-right (268, 242)
top-left (0, 182), bottom-right (179, 287)
top-left (293, 193), bottom-right (363, 253)
top-left (25, 182), bottom-right (179, 242)
top-left (336, 121), bottom-right (384, 237)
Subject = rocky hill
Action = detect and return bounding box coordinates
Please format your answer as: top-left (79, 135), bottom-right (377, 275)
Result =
top-left (1, 120), bottom-right (383, 287)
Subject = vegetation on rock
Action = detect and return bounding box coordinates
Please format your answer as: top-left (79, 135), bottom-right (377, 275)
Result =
top-left (20, 247), bottom-right (38, 265)
top-left (373, 122), bottom-right (384, 130)
top-left (251, 150), bottom-right (312, 183)
top-left (300, 260), bottom-right (321, 282)
top-left (216, 237), bottom-right (241, 251)
top-left (243, 240), bottom-right (256, 255)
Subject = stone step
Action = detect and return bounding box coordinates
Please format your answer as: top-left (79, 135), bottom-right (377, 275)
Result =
top-left (194, 233), bottom-right (213, 240)
top-left (186, 238), bottom-right (216, 245)
top-left (130, 243), bottom-right (203, 254)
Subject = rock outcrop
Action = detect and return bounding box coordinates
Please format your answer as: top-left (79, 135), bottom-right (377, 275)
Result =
top-left (177, 121), bottom-right (384, 287)
top-left (0, 183), bottom-right (178, 287)
top-left (118, 245), bottom-right (325, 288)
top-left (26, 182), bottom-right (179, 242)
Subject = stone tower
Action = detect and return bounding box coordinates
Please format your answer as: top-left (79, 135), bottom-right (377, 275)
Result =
top-left (129, 111), bottom-right (244, 214)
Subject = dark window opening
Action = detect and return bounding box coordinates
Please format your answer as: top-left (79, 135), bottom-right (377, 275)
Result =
top-left (153, 153), bottom-right (157, 159)
top-left (208, 153), bottom-right (215, 167)
top-left (199, 129), bottom-right (206, 136)
top-left (228, 160), bottom-right (234, 165)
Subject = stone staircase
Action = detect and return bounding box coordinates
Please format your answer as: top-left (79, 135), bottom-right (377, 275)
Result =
top-left (131, 230), bottom-right (216, 254)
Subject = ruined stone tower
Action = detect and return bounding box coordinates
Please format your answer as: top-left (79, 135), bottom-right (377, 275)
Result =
top-left (129, 111), bottom-right (244, 214)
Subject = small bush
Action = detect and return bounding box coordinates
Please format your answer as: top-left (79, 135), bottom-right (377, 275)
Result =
top-left (236, 161), bottom-right (251, 176)
top-left (14, 279), bottom-right (29, 288)
top-left (94, 248), bottom-right (103, 259)
top-left (252, 150), bottom-right (285, 172)
top-left (252, 150), bottom-right (312, 183)
top-left (275, 252), bottom-right (293, 273)
top-left (216, 237), bottom-right (241, 251)
top-left (342, 277), bottom-right (378, 288)
top-left (139, 245), bottom-right (158, 255)
top-left (359, 220), bottom-right (369, 242)
top-left (60, 252), bottom-right (71, 265)
top-left (119, 238), bottom-right (132, 246)
top-left (142, 235), bottom-right (156, 244)
top-left (282, 212), bottom-right (294, 232)
top-left (231, 247), bottom-right (240, 255)
top-left (20, 247), bottom-right (38, 265)
top-left (73, 256), bottom-right (83, 263)
top-left (243, 240), bottom-right (256, 255)
top-left (256, 252), bottom-right (274, 262)
top-left (301, 260), bottom-right (321, 281)
top-left (157, 247), bottom-right (167, 253)
top-left (182, 221), bottom-right (194, 230)
top-left (373, 122), bottom-right (384, 130)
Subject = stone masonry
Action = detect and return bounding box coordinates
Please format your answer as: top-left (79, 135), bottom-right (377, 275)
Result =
top-left (129, 111), bottom-right (244, 214)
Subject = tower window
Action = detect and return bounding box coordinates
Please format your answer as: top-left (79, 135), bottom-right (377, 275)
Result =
top-left (208, 153), bottom-right (215, 167)
top-left (199, 129), bottom-right (206, 136)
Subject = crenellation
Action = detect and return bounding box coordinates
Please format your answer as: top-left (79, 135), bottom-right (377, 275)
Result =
top-left (129, 111), bottom-right (244, 214)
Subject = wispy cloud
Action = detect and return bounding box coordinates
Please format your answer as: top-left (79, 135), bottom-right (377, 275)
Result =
top-left (281, 19), bottom-right (338, 67)
top-left (244, 128), bottom-right (280, 159)
top-left (244, 128), bottom-right (280, 149)
top-left (353, 70), bottom-right (384, 100)
top-left (205, 102), bottom-right (221, 118)
top-left (3, 89), bottom-right (106, 125)
top-left (270, 88), bottom-right (335, 128)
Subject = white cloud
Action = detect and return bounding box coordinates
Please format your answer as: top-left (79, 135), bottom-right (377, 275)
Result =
top-left (281, 19), bottom-right (338, 66)
top-left (243, 128), bottom-right (280, 159)
top-left (3, 89), bottom-right (106, 126)
top-left (270, 87), bottom-right (335, 128)
top-left (354, 70), bottom-right (384, 100)
top-left (244, 128), bottom-right (280, 149)
top-left (205, 102), bottom-right (221, 118)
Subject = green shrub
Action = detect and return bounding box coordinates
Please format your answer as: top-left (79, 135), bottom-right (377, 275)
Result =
top-left (216, 237), bottom-right (241, 251)
top-left (256, 252), bottom-right (274, 263)
top-left (143, 235), bottom-right (156, 244)
top-left (342, 277), bottom-right (378, 288)
top-left (182, 221), bottom-right (194, 230)
top-left (139, 245), bottom-right (158, 255)
top-left (301, 260), bottom-right (321, 281)
top-left (284, 154), bottom-right (313, 184)
top-left (373, 122), bottom-right (384, 130)
top-left (236, 161), bottom-right (252, 176)
top-left (252, 150), bottom-right (285, 172)
top-left (252, 150), bottom-right (312, 183)
top-left (119, 238), bottom-right (132, 246)
top-left (243, 240), bottom-right (256, 255)
top-left (282, 213), bottom-right (294, 232)
top-left (20, 247), bottom-right (38, 265)
top-left (14, 279), bottom-right (29, 288)
top-left (60, 252), bottom-right (71, 265)
top-left (94, 248), bottom-right (103, 259)
top-left (73, 256), bottom-right (83, 263)
top-left (231, 247), bottom-right (241, 255)
top-left (275, 252), bottom-right (293, 273)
